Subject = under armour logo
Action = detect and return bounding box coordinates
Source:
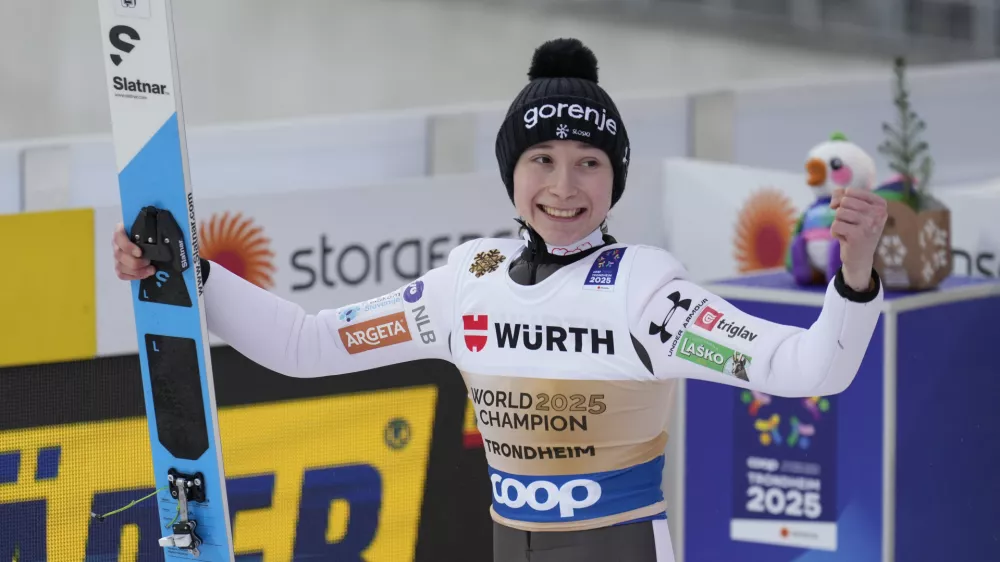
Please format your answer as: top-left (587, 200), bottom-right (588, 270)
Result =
top-left (649, 291), bottom-right (691, 344)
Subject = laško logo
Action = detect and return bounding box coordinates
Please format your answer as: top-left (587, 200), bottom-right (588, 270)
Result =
top-left (462, 315), bottom-right (614, 354)
top-left (523, 103), bottom-right (618, 135)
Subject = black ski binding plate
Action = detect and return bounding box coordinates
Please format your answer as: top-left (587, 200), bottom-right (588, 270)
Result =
top-left (147, 334), bottom-right (210, 460)
top-left (167, 468), bottom-right (206, 503)
top-left (129, 206), bottom-right (192, 307)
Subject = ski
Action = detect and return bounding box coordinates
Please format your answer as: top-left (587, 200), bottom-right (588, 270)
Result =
top-left (95, 0), bottom-right (235, 558)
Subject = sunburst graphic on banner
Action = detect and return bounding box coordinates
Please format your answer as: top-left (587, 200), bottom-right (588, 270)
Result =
top-left (733, 188), bottom-right (798, 273)
top-left (199, 212), bottom-right (276, 290)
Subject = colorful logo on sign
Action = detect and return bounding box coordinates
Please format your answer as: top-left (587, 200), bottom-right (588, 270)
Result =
top-left (0, 388), bottom-right (436, 560)
top-left (733, 188), bottom-right (798, 273)
top-left (199, 211), bottom-right (277, 290)
top-left (740, 391), bottom-right (830, 449)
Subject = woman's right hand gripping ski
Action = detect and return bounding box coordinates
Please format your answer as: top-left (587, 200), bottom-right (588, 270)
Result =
top-left (112, 222), bottom-right (156, 281)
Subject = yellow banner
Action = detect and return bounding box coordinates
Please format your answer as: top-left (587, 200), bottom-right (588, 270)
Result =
top-left (0, 208), bottom-right (96, 367)
top-left (0, 386), bottom-right (437, 561)
top-left (463, 398), bottom-right (483, 448)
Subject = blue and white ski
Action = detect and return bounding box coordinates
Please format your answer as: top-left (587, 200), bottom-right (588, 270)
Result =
top-left (96, 0), bottom-right (234, 558)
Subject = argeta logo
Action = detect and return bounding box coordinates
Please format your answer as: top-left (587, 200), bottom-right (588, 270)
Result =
top-left (463, 315), bottom-right (488, 352)
top-left (695, 307), bottom-right (723, 331)
top-left (403, 280), bottom-right (424, 304)
top-left (523, 103), bottom-right (617, 135)
top-left (108, 25), bottom-right (140, 66)
top-left (338, 312), bottom-right (411, 354)
top-left (649, 291), bottom-right (692, 344)
top-left (491, 475), bottom-right (601, 518)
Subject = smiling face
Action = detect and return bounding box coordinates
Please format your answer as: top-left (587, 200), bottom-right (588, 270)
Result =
top-left (512, 140), bottom-right (614, 246)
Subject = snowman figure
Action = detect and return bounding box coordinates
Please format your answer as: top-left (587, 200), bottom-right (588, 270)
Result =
top-left (786, 132), bottom-right (877, 285)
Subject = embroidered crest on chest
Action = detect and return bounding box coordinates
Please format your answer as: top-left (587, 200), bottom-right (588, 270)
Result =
top-left (470, 249), bottom-right (506, 278)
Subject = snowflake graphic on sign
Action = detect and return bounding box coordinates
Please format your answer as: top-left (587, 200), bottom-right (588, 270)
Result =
top-left (918, 218), bottom-right (949, 282)
top-left (877, 234), bottom-right (907, 266)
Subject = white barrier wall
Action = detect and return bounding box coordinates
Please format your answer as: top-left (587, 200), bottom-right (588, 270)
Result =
top-left (0, 144), bottom-right (22, 213)
top-left (0, 0), bottom-right (886, 144)
top-left (14, 112), bottom-right (431, 214)
top-left (730, 61), bottom-right (1000, 187)
top-left (11, 60), bottom-right (1000, 218)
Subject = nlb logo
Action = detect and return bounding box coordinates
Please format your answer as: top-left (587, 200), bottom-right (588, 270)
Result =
top-left (0, 387), bottom-right (436, 560)
top-left (523, 103), bottom-right (618, 135)
top-left (403, 280), bottom-right (424, 303)
top-left (491, 475), bottom-right (602, 518)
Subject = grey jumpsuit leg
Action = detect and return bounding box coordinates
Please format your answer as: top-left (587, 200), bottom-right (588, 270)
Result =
top-left (493, 520), bottom-right (666, 562)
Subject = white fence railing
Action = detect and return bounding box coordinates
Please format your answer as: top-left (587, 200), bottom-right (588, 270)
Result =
top-left (3, 58), bottom-right (1000, 216)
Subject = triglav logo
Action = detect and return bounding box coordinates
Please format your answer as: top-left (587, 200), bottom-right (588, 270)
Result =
top-left (694, 307), bottom-right (758, 343)
top-left (694, 306), bottom-right (722, 331)
top-left (523, 103), bottom-right (618, 135)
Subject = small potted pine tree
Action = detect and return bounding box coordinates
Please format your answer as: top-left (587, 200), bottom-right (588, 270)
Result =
top-left (872, 56), bottom-right (952, 290)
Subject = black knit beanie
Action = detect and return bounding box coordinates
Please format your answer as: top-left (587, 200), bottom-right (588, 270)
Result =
top-left (495, 38), bottom-right (631, 208)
